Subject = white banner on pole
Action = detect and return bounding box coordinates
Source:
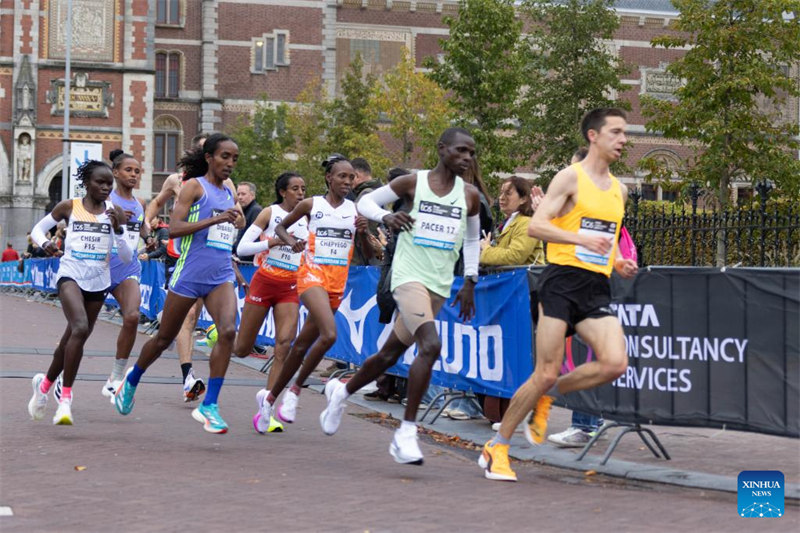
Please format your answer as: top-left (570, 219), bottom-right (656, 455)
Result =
top-left (68, 142), bottom-right (103, 198)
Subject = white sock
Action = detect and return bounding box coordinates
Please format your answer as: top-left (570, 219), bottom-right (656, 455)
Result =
top-left (400, 420), bottom-right (417, 434)
top-left (111, 359), bottom-right (126, 381)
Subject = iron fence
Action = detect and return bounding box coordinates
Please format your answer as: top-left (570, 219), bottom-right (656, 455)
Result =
top-left (625, 183), bottom-right (800, 267)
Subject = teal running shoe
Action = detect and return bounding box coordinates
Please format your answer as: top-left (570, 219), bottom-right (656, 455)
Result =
top-left (114, 368), bottom-right (137, 415)
top-left (192, 403), bottom-right (228, 434)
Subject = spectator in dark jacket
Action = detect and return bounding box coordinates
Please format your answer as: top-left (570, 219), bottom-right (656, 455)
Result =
top-left (234, 181), bottom-right (262, 263)
top-left (349, 158), bottom-right (384, 266)
top-left (140, 219), bottom-right (169, 260)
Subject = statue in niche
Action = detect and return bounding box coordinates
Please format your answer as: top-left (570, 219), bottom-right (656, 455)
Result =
top-left (22, 86), bottom-right (32, 110)
top-left (17, 134), bottom-right (32, 182)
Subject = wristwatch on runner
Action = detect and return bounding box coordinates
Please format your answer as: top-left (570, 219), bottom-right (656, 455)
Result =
top-left (465, 274), bottom-right (478, 285)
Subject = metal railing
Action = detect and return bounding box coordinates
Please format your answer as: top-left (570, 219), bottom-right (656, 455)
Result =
top-left (626, 183), bottom-right (799, 267)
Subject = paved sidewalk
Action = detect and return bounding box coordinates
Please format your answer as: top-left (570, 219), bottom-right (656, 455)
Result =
top-left (343, 393), bottom-right (800, 497)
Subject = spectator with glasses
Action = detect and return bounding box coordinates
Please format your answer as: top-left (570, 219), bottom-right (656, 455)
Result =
top-left (480, 176), bottom-right (545, 267)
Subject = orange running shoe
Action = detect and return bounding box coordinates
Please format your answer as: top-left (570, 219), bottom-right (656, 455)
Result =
top-left (478, 441), bottom-right (517, 482)
top-left (524, 394), bottom-right (554, 445)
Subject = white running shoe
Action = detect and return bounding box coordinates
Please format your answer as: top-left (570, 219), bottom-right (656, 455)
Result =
top-left (253, 389), bottom-right (279, 434)
top-left (276, 389), bottom-right (299, 423)
top-left (101, 378), bottom-right (122, 404)
top-left (53, 399), bottom-right (73, 425)
top-left (319, 379), bottom-right (346, 436)
top-left (28, 373), bottom-right (48, 420)
top-left (183, 370), bottom-right (206, 403)
top-left (389, 425), bottom-right (424, 465)
top-left (548, 426), bottom-right (604, 448)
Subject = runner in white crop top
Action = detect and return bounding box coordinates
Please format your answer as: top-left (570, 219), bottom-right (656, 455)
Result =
top-left (27, 160), bottom-right (131, 426)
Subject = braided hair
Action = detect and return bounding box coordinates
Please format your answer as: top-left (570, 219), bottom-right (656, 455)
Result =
top-left (320, 153), bottom-right (349, 190)
top-left (75, 159), bottom-right (111, 189)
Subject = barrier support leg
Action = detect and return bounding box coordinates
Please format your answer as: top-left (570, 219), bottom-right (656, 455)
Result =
top-left (575, 422), bottom-right (671, 466)
top-left (418, 390), bottom-right (449, 422)
top-left (638, 427), bottom-right (671, 460)
top-left (419, 390), bottom-right (481, 424)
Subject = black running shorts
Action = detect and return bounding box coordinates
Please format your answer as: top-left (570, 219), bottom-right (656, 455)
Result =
top-left (57, 277), bottom-right (109, 303)
top-left (536, 264), bottom-right (615, 337)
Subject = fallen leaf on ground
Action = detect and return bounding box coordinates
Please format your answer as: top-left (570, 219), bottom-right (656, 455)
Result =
top-left (74, 466), bottom-right (87, 471)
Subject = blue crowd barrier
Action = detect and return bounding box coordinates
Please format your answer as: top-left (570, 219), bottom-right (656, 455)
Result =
top-left (0, 260), bottom-right (31, 287)
top-left (28, 257), bottom-right (59, 293)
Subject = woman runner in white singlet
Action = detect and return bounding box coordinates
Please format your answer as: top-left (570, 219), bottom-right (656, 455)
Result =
top-left (27, 160), bottom-right (132, 425)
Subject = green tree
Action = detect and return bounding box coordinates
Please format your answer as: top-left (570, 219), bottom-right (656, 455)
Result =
top-left (228, 96), bottom-right (294, 205)
top-left (286, 79), bottom-right (331, 195)
top-left (426, 0), bottom-right (526, 186)
top-left (373, 49), bottom-right (454, 167)
top-left (287, 58), bottom-right (390, 194)
top-left (641, 0), bottom-right (800, 265)
top-left (327, 54), bottom-right (390, 177)
top-left (518, 0), bottom-right (630, 184)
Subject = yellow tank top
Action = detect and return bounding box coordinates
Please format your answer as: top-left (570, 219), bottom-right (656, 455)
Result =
top-left (546, 163), bottom-right (624, 277)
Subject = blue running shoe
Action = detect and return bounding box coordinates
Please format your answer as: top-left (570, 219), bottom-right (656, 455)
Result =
top-left (192, 403), bottom-right (228, 434)
top-left (114, 368), bottom-right (136, 415)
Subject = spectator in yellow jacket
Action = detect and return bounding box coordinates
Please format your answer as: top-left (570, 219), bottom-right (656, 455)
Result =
top-left (480, 176), bottom-right (545, 267)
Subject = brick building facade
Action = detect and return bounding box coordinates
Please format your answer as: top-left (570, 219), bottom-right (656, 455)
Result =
top-left (1, 0), bottom-right (789, 246)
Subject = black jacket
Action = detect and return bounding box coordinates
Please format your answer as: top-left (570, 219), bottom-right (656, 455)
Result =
top-left (234, 200), bottom-right (262, 263)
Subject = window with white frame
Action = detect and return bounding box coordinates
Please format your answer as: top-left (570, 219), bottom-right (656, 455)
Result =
top-left (157, 0), bottom-right (180, 25)
top-left (253, 32), bottom-right (289, 73)
top-left (156, 51), bottom-right (180, 98)
top-left (153, 116), bottom-right (182, 176)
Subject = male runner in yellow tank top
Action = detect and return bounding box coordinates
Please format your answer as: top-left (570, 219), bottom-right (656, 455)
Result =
top-left (480, 108), bottom-right (639, 482)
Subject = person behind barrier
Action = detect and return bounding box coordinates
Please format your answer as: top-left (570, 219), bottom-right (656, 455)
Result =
top-left (320, 127), bottom-right (481, 466)
top-left (27, 160), bottom-right (132, 426)
top-left (348, 158), bottom-right (386, 267)
top-left (233, 181), bottom-right (261, 263)
top-left (479, 108), bottom-right (638, 482)
top-left (480, 176), bottom-right (545, 267)
top-left (2, 242), bottom-right (19, 262)
top-left (114, 134), bottom-right (245, 434)
top-left (232, 171), bottom-right (308, 434)
top-left (253, 155), bottom-right (370, 429)
top-left (140, 218), bottom-right (169, 260)
top-left (24, 233), bottom-right (48, 259)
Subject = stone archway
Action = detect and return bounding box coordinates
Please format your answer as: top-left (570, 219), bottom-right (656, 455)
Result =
top-left (641, 148), bottom-right (683, 176)
top-left (36, 156), bottom-right (65, 199)
top-left (0, 137), bottom-right (9, 190)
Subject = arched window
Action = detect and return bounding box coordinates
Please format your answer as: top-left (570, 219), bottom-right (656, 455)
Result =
top-left (153, 115), bottom-right (182, 177)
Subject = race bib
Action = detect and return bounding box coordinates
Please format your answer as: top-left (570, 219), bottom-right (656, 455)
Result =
top-left (266, 245), bottom-right (302, 271)
top-left (575, 217), bottom-right (616, 265)
top-left (114, 220), bottom-right (141, 254)
top-left (71, 221), bottom-right (111, 261)
top-left (413, 200), bottom-right (462, 250)
top-left (314, 227), bottom-right (352, 265)
top-left (207, 209), bottom-right (235, 251)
